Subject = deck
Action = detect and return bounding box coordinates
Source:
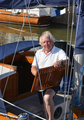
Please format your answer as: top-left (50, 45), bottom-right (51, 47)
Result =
top-left (6, 94), bottom-right (44, 120)
top-left (5, 88), bottom-right (84, 120)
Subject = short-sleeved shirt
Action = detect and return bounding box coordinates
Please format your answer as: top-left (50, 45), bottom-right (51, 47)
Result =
top-left (32, 45), bottom-right (69, 69)
top-left (32, 45), bottom-right (69, 88)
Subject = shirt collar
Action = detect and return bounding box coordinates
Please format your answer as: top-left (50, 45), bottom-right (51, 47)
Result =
top-left (42, 45), bottom-right (55, 54)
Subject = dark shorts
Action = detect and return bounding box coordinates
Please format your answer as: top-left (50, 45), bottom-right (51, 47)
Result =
top-left (38, 86), bottom-right (60, 104)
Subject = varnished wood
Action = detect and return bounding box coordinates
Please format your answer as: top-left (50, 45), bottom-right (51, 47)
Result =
top-left (24, 56), bottom-right (34, 64)
top-left (73, 105), bottom-right (84, 119)
top-left (0, 51), bottom-right (35, 102)
top-left (31, 66), bottom-right (65, 92)
top-left (0, 112), bottom-right (18, 120)
top-left (0, 63), bottom-right (17, 71)
top-left (0, 9), bottom-right (50, 26)
top-left (0, 73), bottom-right (18, 102)
top-left (0, 54), bottom-right (22, 64)
top-left (20, 51), bottom-right (35, 56)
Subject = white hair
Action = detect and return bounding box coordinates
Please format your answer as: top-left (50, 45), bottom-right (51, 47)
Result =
top-left (39, 31), bottom-right (55, 45)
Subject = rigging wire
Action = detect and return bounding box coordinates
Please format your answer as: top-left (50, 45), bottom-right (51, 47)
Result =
top-left (64, 0), bottom-right (76, 119)
top-left (63, 0), bottom-right (76, 119)
top-left (2, 24), bottom-right (25, 97)
top-left (0, 1), bottom-right (78, 120)
top-left (24, 0), bottom-right (48, 119)
top-left (0, 112), bottom-right (18, 119)
top-left (0, 0), bottom-right (47, 119)
top-left (1, 0), bottom-right (32, 98)
top-left (0, 24), bottom-right (40, 41)
top-left (74, 0), bottom-right (82, 93)
top-left (0, 31), bottom-right (10, 85)
top-left (63, 0), bottom-right (71, 119)
top-left (2, 1), bottom-right (27, 97)
top-left (0, 98), bottom-right (46, 120)
top-left (73, 0), bottom-right (82, 105)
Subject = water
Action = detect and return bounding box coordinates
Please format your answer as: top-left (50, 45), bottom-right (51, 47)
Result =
top-left (0, 23), bottom-right (76, 45)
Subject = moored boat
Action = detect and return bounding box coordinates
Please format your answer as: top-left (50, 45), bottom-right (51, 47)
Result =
top-left (0, 8), bottom-right (51, 27)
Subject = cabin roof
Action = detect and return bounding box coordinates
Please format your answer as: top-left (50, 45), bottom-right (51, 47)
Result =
top-left (0, 41), bottom-right (40, 61)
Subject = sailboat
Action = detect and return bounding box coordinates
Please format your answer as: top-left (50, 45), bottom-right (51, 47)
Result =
top-left (0, 0), bottom-right (84, 120)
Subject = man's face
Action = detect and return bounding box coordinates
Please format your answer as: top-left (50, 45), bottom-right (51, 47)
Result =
top-left (41, 36), bottom-right (54, 53)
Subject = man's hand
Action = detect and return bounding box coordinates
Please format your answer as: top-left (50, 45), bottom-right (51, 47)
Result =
top-left (53, 59), bottom-right (71, 68)
top-left (53, 60), bottom-right (63, 68)
top-left (31, 66), bottom-right (38, 76)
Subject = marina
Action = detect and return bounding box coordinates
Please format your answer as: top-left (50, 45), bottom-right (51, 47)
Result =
top-left (0, 0), bottom-right (84, 120)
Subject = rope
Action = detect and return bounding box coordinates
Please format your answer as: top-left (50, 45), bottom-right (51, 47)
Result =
top-left (24, 0), bottom-right (48, 119)
top-left (2, 9), bottom-right (26, 98)
top-left (2, 22), bottom-right (25, 97)
top-left (63, 0), bottom-right (71, 119)
top-left (0, 1), bottom-right (77, 120)
top-left (63, 0), bottom-right (76, 119)
top-left (64, 0), bottom-right (76, 116)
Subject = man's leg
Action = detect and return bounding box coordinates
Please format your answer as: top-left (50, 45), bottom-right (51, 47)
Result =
top-left (44, 89), bottom-right (55, 120)
top-left (38, 90), bottom-right (47, 118)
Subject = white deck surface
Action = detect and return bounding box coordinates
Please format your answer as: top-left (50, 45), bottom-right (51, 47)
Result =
top-left (0, 65), bottom-right (16, 80)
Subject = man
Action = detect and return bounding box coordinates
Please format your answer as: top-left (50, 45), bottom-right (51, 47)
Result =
top-left (31, 31), bottom-right (70, 120)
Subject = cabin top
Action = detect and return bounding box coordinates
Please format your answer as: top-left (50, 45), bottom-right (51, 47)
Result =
top-left (0, 64), bottom-right (16, 80)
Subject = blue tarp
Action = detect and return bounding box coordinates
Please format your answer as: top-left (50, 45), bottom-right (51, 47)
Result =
top-left (0, 41), bottom-right (40, 61)
top-left (0, 0), bottom-right (73, 9)
top-left (75, 0), bottom-right (84, 54)
top-left (75, 15), bottom-right (84, 54)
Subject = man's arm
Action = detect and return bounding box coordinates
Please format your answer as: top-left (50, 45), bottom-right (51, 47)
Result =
top-left (53, 59), bottom-right (71, 68)
top-left (31, 65), bottom-right (38, 76)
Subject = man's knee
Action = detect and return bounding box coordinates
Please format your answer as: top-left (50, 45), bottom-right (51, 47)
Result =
top-left (44, 94), bottom-right (51, 103)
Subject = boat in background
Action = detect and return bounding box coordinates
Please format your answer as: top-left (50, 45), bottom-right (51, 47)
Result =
top-left (0, 8), bottom-right (51, 27)
top-left (0, 7), bottom-right (67, 27)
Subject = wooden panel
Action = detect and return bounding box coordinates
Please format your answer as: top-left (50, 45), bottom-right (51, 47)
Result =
top-left (20, 51), bottom-right (35, 56)
top-left (73, 105), bottom-right (84, 119)
top-left (0, 54), bottom-right (22, 64)
top-left (0, 112), bottom-right (18, 120)
top-left (0, 11), bottom-right (39, 25)
top-left (0, 73), bottom-right (18, 102)
top-left (0, 63), bottom-right (17, 71)
top-left (24, 56), bottom-right (34, 64)
top-left (17, 62), bottom-right (34, 95)
top-left (0, 9), bottom-right (50, 25)
top-left (31, 66), bottom-right (65, 92)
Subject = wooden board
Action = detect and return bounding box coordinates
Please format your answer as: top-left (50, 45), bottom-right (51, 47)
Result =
top-left (31, 66), bottom-right (65, 92)
top-left (0, 112), bottom-right (18, 120)
top-left (73, 105), bottom-right (84, 119)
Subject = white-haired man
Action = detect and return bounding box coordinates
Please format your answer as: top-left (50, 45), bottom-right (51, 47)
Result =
top-left (31, 31), bottom-right (70, 120)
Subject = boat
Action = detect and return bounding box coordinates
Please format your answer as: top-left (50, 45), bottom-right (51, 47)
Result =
top-left (0, 40), bottom-right (74, 120)
top-left (0, 7), bottom-right (68, 27)
top-left (0, 8), bottom-right (51, 27)
top-left (0, 0), bottom-right (84, 120)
